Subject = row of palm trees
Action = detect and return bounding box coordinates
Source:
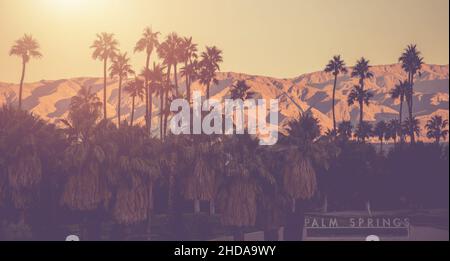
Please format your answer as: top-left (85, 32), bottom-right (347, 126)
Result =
top-left (324, 45), bottom-right (426, 144)
top-left (90, 28), bottom-right (223, 139)
top-left (9, 29), bottom-right (223, 140)
top-left (329, 116), bottom-right (448, 151)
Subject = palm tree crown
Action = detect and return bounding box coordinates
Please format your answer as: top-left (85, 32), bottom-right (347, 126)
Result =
top-left (325, 55), bottom-right (348, 76)
top-left (134, 27), bottom-right (160, 55)
top-left (426, 115), bottom-right (449, 143)
top-left (229, 80), bottom-right (255, 100)
top-left (351, 57), bottom-right (374, 84)
top-left (91, 33), bottom-right (119, 61)
top-left (9, 34), bottom-right (42, 63)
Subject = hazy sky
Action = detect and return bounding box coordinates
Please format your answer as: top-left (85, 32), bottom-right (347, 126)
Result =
top-left (0, 0), bottom-right (448, 82)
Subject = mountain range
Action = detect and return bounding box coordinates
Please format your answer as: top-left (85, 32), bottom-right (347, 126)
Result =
top-left (0, 64), bottom-right (448, 141)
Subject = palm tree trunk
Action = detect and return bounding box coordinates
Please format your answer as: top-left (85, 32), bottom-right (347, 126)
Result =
top-left (149, 85), bottom-right (153, 135)
top-left (18, 60), bottom-right (26, 110)
top-left (117, 76), bottom-right (123, 127)
top-left (194, 199), bottom-right (200, 213)
top-left (146, 181), bottom-right (153, 240)
top-left (163, 65), bottom-right (172, 139)
top-left (145, 53), bottom-right (150, 131)
top-left (360, 101), bottom-right (364, 142)
top-left (234, 227), bottom-right (245, 241)
top-left (292, 198), bottom-right (296, 213)
top-left (399, 95), bottom-right (404, 143)
top-left (185, 61), bottom-right (191, 103)
top-left (131, 96), bottom-right (135, 126)
top-left (206, 82), bottom-right (211, 101)
top-left (160, 91), bottom-right (164, 140)
top-left (103, 58), bottom-right (108, 120)
top-left (332, 75), bottom-right (338, 133)
top-left (174, 63), bottom-right (179, 98)
top-left (409, 73), bottom-right (416, 144)
top-left (209, 199), bottom-right (215, 215)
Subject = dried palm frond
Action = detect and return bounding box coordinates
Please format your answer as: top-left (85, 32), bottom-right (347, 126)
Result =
top-left (283, 154), bottom-right (317, 200)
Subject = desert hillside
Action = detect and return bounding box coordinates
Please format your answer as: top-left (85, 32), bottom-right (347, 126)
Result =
top-left (0, 64), bottom-right (448, 140)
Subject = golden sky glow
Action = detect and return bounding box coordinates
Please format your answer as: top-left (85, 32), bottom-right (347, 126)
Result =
top-left (0, 0), bottom-right (448, 82)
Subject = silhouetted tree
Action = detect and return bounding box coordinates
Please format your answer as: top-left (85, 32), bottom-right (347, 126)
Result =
top-left (109, 52), bottom-right (134, 127)
top-left (324, 55), bottom-right (348, 133)
top-left (91, 33), bottom-right (119, 120)
top-left (426, 115), bottom-right (449, 144)
top-left (9, 34), bottom-right (42, 110)
top-left (135, 27), bottom-right (160, 130)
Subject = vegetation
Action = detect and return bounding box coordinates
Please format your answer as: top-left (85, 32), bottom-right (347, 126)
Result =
top-left (2, 31), bottom-right (448, 241)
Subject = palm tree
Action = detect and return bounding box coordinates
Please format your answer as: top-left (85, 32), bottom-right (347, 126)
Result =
top-left (0, 107), bottom-right (48, 228)
top-left (390, 80), bottom-right (410, 142)
top-left (90, 32), bottom-right (119, 120)
top-left (386, 119), bottom-right (401, 144)
top-left (426, 115), bottom-right (449, 144)
top-left (229, 80), bottom-right (255, 100)
top-left (109, 52), bottom-right (135, 127)
top-left (61, 86), bottom-right (102, 143)
top-left (124, 78), bottom-right (145, 126)
top-left (399, 44), bottom-right (424, 143)
top-left (350, 57), bottom-right (374, 126)
top-left (199, 46), bottom-right (223, 100)
top-left (338, 121), bottom-right (353, 141)
top-left (146, 63), bottom-right (166, 135)
top-left (134, 27), bottom-right (160, 130)
top-left (347, 85), bottom-right (374, 130)
top-left (9, 34), bottom-right (42, 110)
top-left (110, 125), bottom-right (160, 239)
top-left (354, 121), bottom-right (373, 142)
top-left (402, 117), bottom-right (421, 142)
top-left (158, 33), bottom-right (182, 98)
top-left (324, 55), bottom-right (348, 132)
top-left (374, 121), bottom-right (387, 151)
top-left (283, 114), bottom-right (322, 212)
top-left (219, 135), bottom-right (274, 240)
top-left (179, 37), bottom-right (198, 102)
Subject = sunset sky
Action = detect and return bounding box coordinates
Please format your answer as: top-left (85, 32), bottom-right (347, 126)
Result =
top-left (0, 0), bottom-right (448, 83)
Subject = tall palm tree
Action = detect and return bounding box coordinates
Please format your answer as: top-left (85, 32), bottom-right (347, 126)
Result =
top-left (109, 52), bottom-right (135, 127)
top-left (179, 37), bottom-right (198, 102)
top-left (347, 85), bottom-right (373, 129)
top-left (426, 115), bottom-right (449, 144)
top-left (390, 80), bottom-right (410, 142)
top-left (350, 57), bottom-right (374, 125)
top-left (90, 32), bottom-right (119, 120)
top-left (9, 34), bottom-right (42, 110)
top-left (199, 46), bottom-right (223, 100)
top-left (399, 44), bottom-right (424, 143)
top-left (402, 117), bottom-right (421, 142)
top-left (134, 27), bottom-right (160, 130)
top-left (374, 120), bottom-right (387, 151)
top-left (146, 63), bottom-right (166, 135)
top-left (124, 78), bottom-right (145, 126)
top-left (324, 55), bottom-right (348, 133)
